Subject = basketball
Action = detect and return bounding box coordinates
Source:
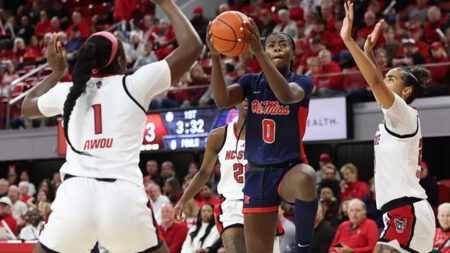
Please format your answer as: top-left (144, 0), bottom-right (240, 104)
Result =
top-left (210, 11), bottom-right (249, 57)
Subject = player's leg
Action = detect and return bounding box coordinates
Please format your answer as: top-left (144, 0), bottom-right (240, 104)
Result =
top-left (98, 180), bottom-right (167, 253)
top-left (278, 163), bottom-right (318, 253)
top-left (373, 244), bottom-right (402, 253)
top-left (221, 227), bottom-right (246, 253)
top-left (244, 212), bottom-right (279, 253)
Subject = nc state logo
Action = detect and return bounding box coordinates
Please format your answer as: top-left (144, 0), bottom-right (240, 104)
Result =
top-left (394, 218), bottom-right (408, 233)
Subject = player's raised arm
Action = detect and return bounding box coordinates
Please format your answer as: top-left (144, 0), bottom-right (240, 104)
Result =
top-left (155, 0), bottom-right (202, 85)
top-left (173, 127), bottom-right (224, 222)
top-left (21, 33), bottom-right (66, 117)
top-left (340, 2), bottom-right (394, 109)
top-left (241, 19), bottom-right (305, 104)
top-left (206, 24), bottom-right (245, 108)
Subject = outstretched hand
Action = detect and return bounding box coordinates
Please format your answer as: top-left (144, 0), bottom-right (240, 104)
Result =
top-left (46, 33), bottom-right (66, 73)
top-left (364, 19), bottom-right (384, 53)
top-left (340, 1), bottom-right (354, 41)
top-left (240, 18), bottom-right (263, 55)
top-left (206, 22), bottom-right (220, 57)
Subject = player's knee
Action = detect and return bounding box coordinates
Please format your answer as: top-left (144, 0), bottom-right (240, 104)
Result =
top-left (223, 233), bottom-right (246, 253)
top-left (298, 165), bottom-right (316, 187)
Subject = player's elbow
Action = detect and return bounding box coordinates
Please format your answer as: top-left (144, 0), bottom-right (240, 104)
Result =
top-left (214, 100), bottom-right (231, 109)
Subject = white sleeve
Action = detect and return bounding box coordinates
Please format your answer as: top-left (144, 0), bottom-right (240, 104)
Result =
top-left (37, 82), bottom-right (72, 117)
top-left (180, 227), bottom-right (195, 253)
top-left (202, 227), bottom-right (220, 248)
top-left (381, 93), bottom-right (418, 135)
top-left (125, 60), bottom-right (171, 109)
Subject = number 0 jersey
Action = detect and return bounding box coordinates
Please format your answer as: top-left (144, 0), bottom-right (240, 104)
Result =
top-left (238, 72), bottom-right (313, 165)
top-left (217, 122), bottom-right (246, 200)
top-left (374, 94), bottom-right (427, 209)
top-left (37, 61), bottom-right (171, 186)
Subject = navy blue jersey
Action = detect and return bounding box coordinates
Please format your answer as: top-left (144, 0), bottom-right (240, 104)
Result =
top-left (238, 72), bottom-right (313, 165)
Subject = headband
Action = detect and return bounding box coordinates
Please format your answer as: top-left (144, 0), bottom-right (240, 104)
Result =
top-left (397, 67), bottom-right (419, 85)
top-left (89, 31), bottom-right (118, 74)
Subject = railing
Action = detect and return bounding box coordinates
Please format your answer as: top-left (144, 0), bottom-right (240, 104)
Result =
top-left (0, 61), bottom-right (448, 129)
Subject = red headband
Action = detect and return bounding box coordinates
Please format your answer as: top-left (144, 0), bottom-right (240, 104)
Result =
top-left (89, 31), bottom-right (118, 74)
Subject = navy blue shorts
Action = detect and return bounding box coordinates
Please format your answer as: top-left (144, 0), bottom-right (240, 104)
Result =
top-left (242, 159), bottom-right (301, 213)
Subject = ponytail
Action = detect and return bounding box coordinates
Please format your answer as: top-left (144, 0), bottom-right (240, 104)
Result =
top-left (63, 43), bottom-right (97, 155)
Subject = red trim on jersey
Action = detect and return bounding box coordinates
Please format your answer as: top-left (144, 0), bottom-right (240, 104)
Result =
top-left (147, 201), bottom-right (164, 244)
top-left (276, 218), bottom-right (285, 236)
top-left (214, 196), bottom-right (226, 234)
top-left (233, 122), bottom-right (238, 139)
top-left (409, 106), bottom-right (417, 110)
top-left (298, 107), bottom-right (309, 164)
top-left (91, 74), bottom-right (116, 78)
top-left (242, 206), bottom-right (278, 213)
top-left (381, 204), bottom-right (416, 247)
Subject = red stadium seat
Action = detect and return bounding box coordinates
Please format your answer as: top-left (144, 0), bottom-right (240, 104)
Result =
top-left (438, 180), bottom-right (450, 204)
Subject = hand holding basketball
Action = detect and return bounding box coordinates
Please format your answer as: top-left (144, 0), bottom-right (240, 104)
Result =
top-left (46, 33), bottom-right (66, 73)
top-left (240, 18), bottom-right (263, 55)
top-left (206, 22), bottom-right (220, 57)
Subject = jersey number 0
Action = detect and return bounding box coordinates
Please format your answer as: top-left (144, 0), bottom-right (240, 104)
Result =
top-left (262, 119), bottom-right (276, 143)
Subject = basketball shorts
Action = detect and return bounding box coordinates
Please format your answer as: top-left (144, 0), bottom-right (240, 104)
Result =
top-left (378, 199), bottom-right (435, 253)
top-left (39, 176), bottom-right (163, 253)
top-left (214, 196), bottom-right (244, 234)
top-left (242, 160), bottom-right (300, 213)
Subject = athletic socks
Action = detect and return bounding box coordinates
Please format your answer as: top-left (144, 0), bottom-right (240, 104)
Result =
top-left (294, 198), bottom-right (318, 253)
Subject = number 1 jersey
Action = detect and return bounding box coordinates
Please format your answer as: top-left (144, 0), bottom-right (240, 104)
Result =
top-left (37, 61), bottom-right (171, 186)
top-left (238, 72), bottom-right (313, 165)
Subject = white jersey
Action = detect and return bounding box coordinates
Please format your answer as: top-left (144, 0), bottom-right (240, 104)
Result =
top-left (374, 94), bottom-right (427, 209)
top-left (217, 122), bottom-right (246, 200)
top-left (37, 60), bottom-right (171, 186)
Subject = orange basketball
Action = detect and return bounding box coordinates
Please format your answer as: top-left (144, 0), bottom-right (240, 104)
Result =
top-left (210, 11), bottom-right (249, 57)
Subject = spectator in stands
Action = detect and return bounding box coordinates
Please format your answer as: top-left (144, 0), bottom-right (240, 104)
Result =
top-left (293, 20), bottom-right (306, 42)
top-left (13, 37), bottom-right (27, 62)
top-left (419, 161), bottom-right (439, 207)
top-left (446, 27), bottom-right (450, 56)
top-left (319, 163), bottom-right (341, 201)
top-left (339, 163), bottom-right (369, 201)
top-left (23, 35), bottom-right (43, 62)
top-left (195, 182), bottom-right (219, 207)
top-left (304, 37), bottom-right (325, 64)
top-left (434, 202), bottom-right (450, 252)
top-left (306, 19), bottom-right (328, 46)
top-left (426, 42), bottom-right (449, 96)
top-left (327, 15), bottom-right (348, 60)
top-left (1, 61), bottom-right (19, 83)
top-left (0, 196), bottom-right (17, 237)
top-left (19, 207), bottom-right (41, 241)
top-left (406, 25), bottom-right (429, 59)
top-left (314, 49), bottom-right (345, 97)
top-left (51, 172), bottom-right (61, 190)
top-left (165, 177), bottom-right (183, 205)
top-left (17, 15), bottom-right (34, 43)
top-left (382, 26), bottom-right (401, 65)
top-left (287, 0), bottom-right (304, 21)
top-left (320, 0), bottom-right (335, 31)
top-left (305, 56), bottom-right (319, 77)
top-left (218, 3), bottom-right (230, 13)
top-left (239, 50), bottom-right (261, 73)
top-left (329, 199), bottom-right (378, 253)
top-left (160, 202), bottom-right (189, 253)
top-left (183, 174), bottom-right (194, 191)
top-left (66, 26), bottom-right (83, 66)
top-left (272, 9), bottom-right (297, 38)
top-left (0, 179), bottom-right (9, 197)
top-left (33, 189), bottom-right (49, 208)
top-left (34, 10), bottom-right (51, 38)
top-left (311, 204), bottom-right (335, 253)
top-left (187, 162), bottom-right (199, 177)
top-left (183, 198), bottom-right (199, 229)
top-left (144, 160), bottom-right (162, 186)
top-left (396, 0), bottom-right (429, 25)
top-left (38, 201), bottom-right (51, 223)
top-left (18, 182), bottom-right (31, 203)
top-left (153, 19), bottom-right (177, 60)
top-left (66, 11), bottom-right (90, 39)
top-left (39, 178), bottom-right (55, 202)
top-left (125, 31), bottom-right (144, 66)
top-left (181, 204), bottom-right (220, 253)
top-left (318, 153), bottom-right (331, 176)
top-left (141, 14), bottom-right (156, 43)
top-left (320, 186), bottom-right (339, 224)
top-left (361, 178), bottom-right (383, 231)
top-left (292, 40), bottom-right (307, 74)
top-left (343, 60), bottom-right (373, 102)
top-left (191, 6), bottom-right (209, 44)
top-left (424, 6), bottom-right (445, 45)
top-left (19, 170), bottom-right (36, 196)
top-left (183, 62), bottom-right (210, 107)
top-left (258, 9), bottom-right (275, 38)
top-left (392, 39), bottom-right (425, 67)
top-left (277, 202), bottom-right (296, 252)
top-left (147, 183), bottom-right (170, 223)
top-left (50, 16), bottom-right (61, 33)
top-left (374, 48), bottom-right (388, 70)
top-left (8, 185), bottom-right (27, 226)
top-left (7, 171), bottom-right (17, 186)
top-left (357, 11), bottom-right (377, 41)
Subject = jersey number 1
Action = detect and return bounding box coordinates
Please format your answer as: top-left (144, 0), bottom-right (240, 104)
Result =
top-left (92, 104), bottom-right (102, 134)
top-left (262, 119), bottom-right (276, 143)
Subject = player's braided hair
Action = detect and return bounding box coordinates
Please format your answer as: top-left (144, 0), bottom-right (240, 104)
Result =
top-left (190, 204), bottom-right (216, 247)
top-left (397, 66), bottom-right (431, 104)
top-left (63, 35), bottom-right (124, 155)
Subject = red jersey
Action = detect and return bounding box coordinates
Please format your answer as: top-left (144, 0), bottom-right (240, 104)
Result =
top-left (195, 195), bottom-right (220, 208)
top-left (162, 222), bottom-right (189, 253)
top-left (434, 228), bottom-right (450, 253)
top-left (0, 213), bottom-right (18, 235)
top-left (314, 61), bottom-right (344, 90)
top-left (427, 57), bottom-right (449, 85)
top-left (340, 180), bottom-right (369, 201)
top-left (329, 219), bottom-right (379, 253)
top-left (35, 20), bottom-right (51, 37)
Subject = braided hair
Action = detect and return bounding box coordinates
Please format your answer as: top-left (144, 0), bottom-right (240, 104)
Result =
top-left (63, 35), bottom-right (124, 155)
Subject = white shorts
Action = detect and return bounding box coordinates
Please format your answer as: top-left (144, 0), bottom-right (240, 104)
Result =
top-left (39, 176), bottom-right (163, 253)
top-left (214, 197), bottom-right (244, 234)
top-left (378, 199), bottom-right (435, 253)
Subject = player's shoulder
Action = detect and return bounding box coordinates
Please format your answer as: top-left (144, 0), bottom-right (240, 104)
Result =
top-left (207, 125), bottom-right (227, 151)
